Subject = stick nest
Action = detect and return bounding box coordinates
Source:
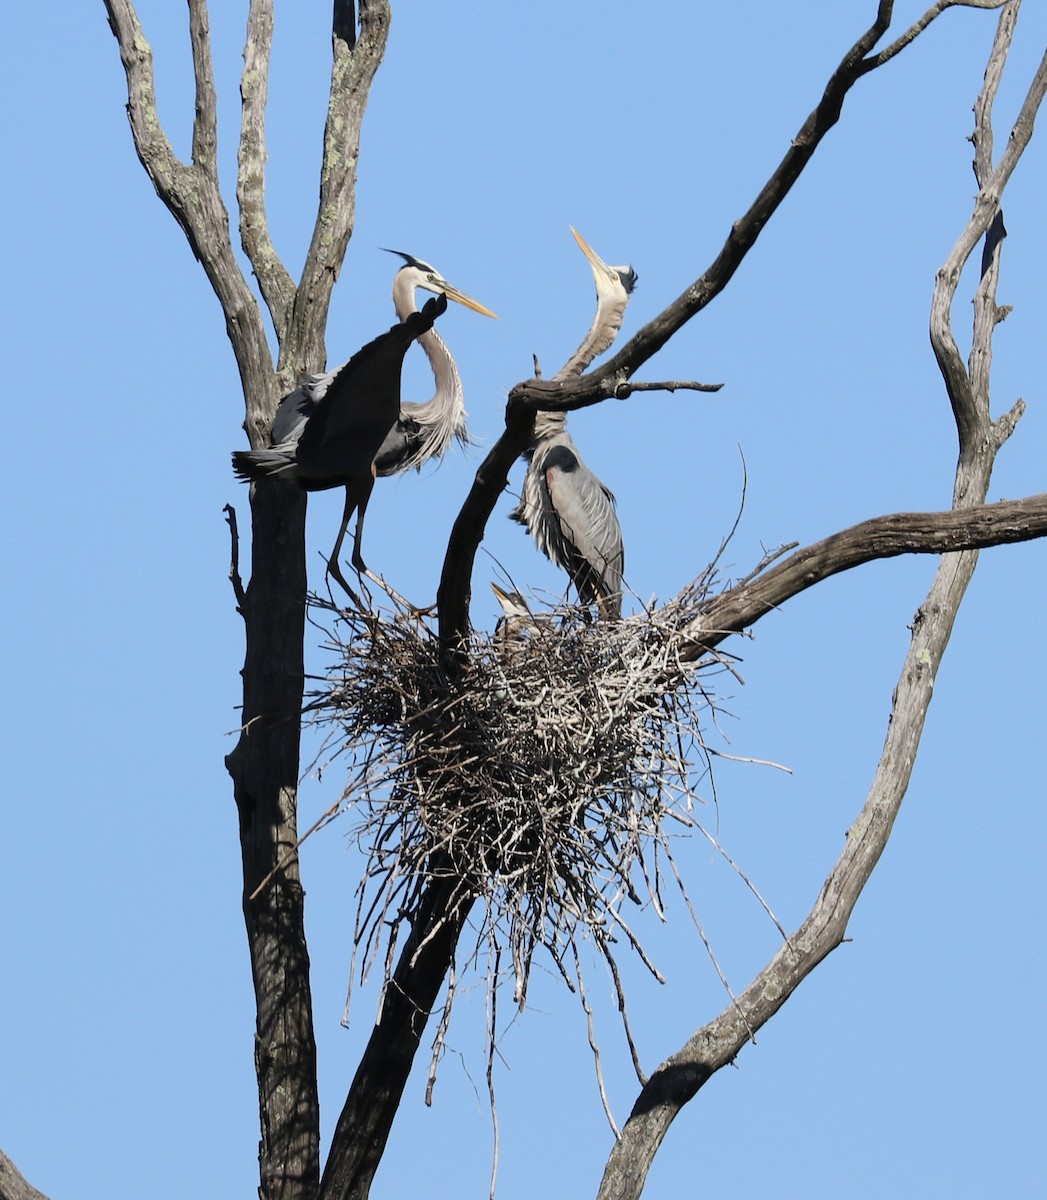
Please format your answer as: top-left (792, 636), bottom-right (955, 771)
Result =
top-left (309, 580), bottom-right (732, 1015)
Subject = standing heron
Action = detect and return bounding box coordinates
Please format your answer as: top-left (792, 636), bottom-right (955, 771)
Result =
top-left (237, 251), bottom-right (496, 478)
top-left (233, 295), bottom-right (448, 593)
top-left (232, 252), bottom-right (495, 589)
top-left (510, 229), bottom-right (637, 620)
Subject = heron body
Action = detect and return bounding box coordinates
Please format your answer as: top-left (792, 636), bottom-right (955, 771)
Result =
top-left (511, 422), bottom-right (624, 619)
top-left (236, 252), bottom-right (494, 483)
top-left (232, 295), bottom-right (447, 578)
top-left (511, 229), bottom-right (636, 619)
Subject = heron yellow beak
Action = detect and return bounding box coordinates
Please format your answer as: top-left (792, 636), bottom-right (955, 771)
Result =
top-left (569, 226), bottom-right (612, 277)
top-left (439, 283), bottom-right (497, 319)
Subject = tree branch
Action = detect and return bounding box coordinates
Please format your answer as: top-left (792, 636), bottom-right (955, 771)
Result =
top-left (105, 7), bottom-right (322, 1198)
top-left (931, 22), bottom-right (1047, 455)
top-left (286, 1), bottom-right (391, 372)
top-left (188, 0), bottom-right (219, 172)
top-left (239, 0), bottom-right (296, 345)
top-left (861, 0), bottom-right (1007, 72)
top-left (596, 8), bottom-right (1042, 1193)
top-left (0, 1151), bottom-right (48, 1200)
top-left (103, 0), bottom-right (279, 439)
top-left (682, 492), bottom-right (1046, 656)
top-left (318, 880), bottom-right (474, 1200)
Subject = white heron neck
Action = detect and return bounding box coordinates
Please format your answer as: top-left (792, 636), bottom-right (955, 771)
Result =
top-left (555, 294), bottom-right (630, 379)
top-left (532, 409), bottom-right (567, 440)
top-left (414, 325), bottom-right (464, 430)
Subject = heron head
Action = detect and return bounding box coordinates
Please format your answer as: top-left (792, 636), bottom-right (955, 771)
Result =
top-left (383, 248), bottom-right (497, 318)
top-left (570, 227), bottom-right (638, 300)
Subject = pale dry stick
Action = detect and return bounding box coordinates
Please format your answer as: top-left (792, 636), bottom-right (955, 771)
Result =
top-left (689, 821), bottom-right (789, 940)
top-left (706, 749), bottom-right (792, 773)
top-left (425, 959), bottom-right (457, 1105)
top-left (485, 947), bottom-right (501, 1200)
top-left (599, 948), bottom-right (650, 1086)
top-left (573, 940), bottom-right (622, 1138)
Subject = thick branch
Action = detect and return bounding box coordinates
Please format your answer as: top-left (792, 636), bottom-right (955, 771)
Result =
top-left (682, 491), bottom-right (1044, 657)
top-left (286, 1), bottom-right (391, 372)
top-left (319, 880), bottom-right (474, 1200)
top-left (239, 0), bottom-right (296, 344)
top-left (188, 0), bottom-right (219, 171)
top-left (103, 0), bottom-right (278, 437)
top-left (224, 483), bottom-right (316, 1200)
top-left (105, 7), bottom-right (321, 1198)
top-left (0, 1152), bottom-right (48, 1200)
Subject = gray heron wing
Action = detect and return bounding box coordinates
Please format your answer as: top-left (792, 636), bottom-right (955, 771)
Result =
top-left (295, 295), bottom-right (447, 486)
top-left (372, 415), bottom-right (421, 477)
top-left (539, 439), bottom-right (624, 614)
top-left (269, 385), bottom-right (317, 448)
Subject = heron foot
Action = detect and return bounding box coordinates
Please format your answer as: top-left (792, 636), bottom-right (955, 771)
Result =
top-left (326, 556), bottom-right (365, 609)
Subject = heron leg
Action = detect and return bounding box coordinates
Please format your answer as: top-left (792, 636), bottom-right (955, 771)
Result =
top-left (326, 487), bottom-right (361, 601)
top-left (349, 475), bottom-right (375, 573)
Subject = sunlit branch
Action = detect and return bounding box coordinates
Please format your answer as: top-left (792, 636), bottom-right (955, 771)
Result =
top-left (288, 1), bottom-right (391, 371)
top-left (239, 0), bottom-right (296, 345)
top-left (682, 492), bottom-right (1047, 657)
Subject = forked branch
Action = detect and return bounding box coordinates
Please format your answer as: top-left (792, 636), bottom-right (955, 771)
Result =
top-left (596, 6), bottom-right (1040, 1196)
top-left (103, 0), bottom-right (278, 428)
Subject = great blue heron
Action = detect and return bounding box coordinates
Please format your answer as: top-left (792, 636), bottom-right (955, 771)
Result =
top-left (510, 229), bottom-right (637, 620)
top-left (232, 295), bottom-right (447, 590)
top-left (232, 252), bottom-right (495, 587)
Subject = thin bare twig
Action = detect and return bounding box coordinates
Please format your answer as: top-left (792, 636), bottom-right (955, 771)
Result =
top-left (606, 379), bottom-right (724, 399)
top-left (223, 503), bottom-right (247, 611)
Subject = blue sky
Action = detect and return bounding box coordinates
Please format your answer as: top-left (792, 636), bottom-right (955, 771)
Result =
top-left (2, 3), bottom-right (1045, 1197)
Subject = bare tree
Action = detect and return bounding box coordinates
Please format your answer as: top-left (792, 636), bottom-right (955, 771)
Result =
top-left (3, 3), bottom-right (1044, 1199)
